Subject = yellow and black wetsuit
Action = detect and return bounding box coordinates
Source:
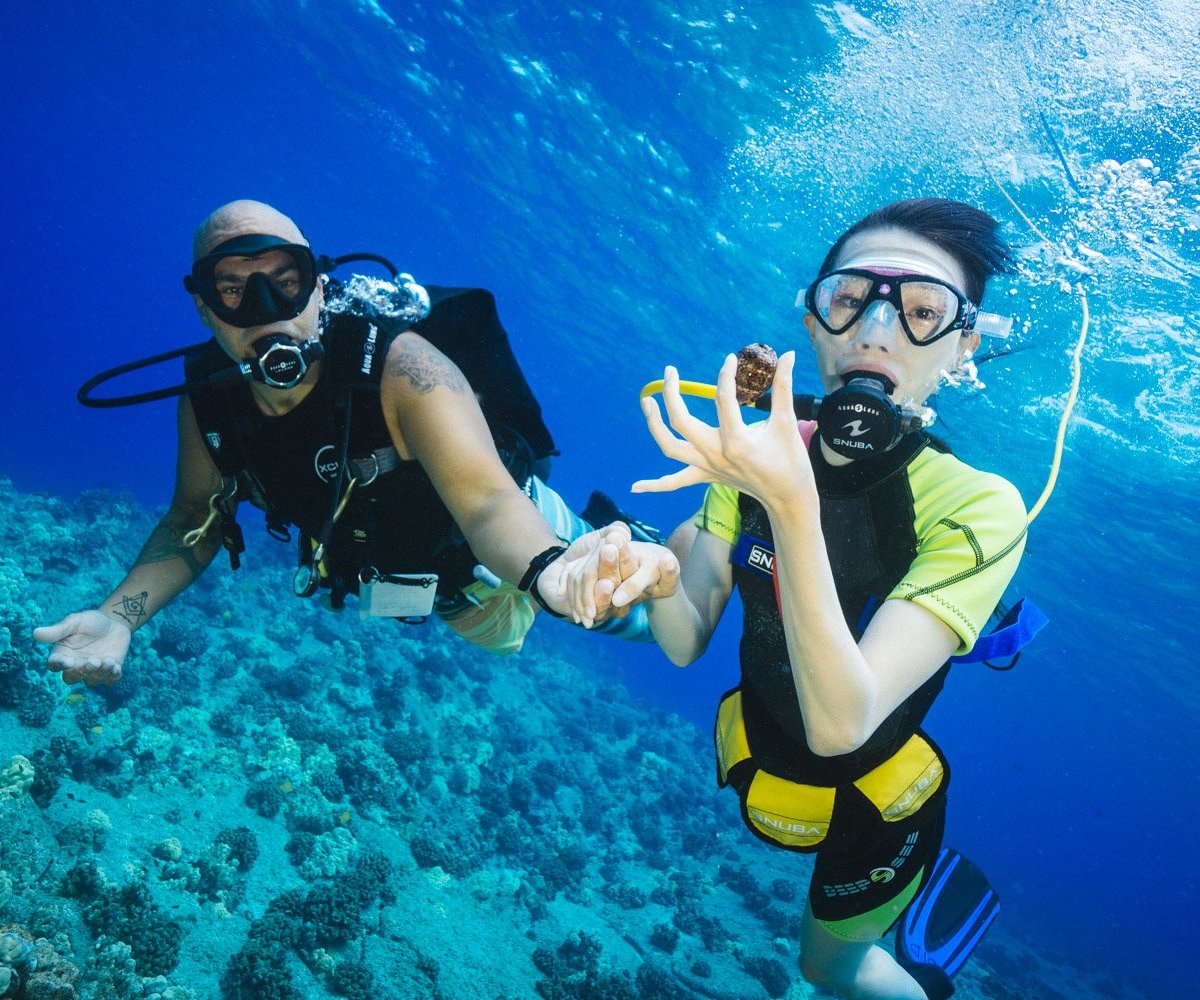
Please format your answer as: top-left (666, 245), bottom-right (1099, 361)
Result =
top-left (699, 427), bottom-right (1026, 940)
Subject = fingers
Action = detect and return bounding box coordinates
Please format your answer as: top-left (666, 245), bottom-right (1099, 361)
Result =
top-left (591, 574), bottom-right (617, 623)
top-left (588, 532), bottom-right (639, 624)
top-left (659, 366), bottom-right (708, 442)
top-left (713, 353), bottom-right (746, 431)
top-left (45, 652), bottom-right (76, 674)
top-left (600, 522), bottom-right (632, 547)
top-left (566, 528), bottom-right (670, 627)
top-left (33, 618), bottom-right (76, 644)
top-left (767, 351), bottom-right (798, 428)
top-left (585, 542), bottom-right (621, 626)
top-left (647, 548), bottom-right (682, 598)
top-left (611, 547), bottom-right (680, 607)
top-left (594, 530), bottom-right (626, 585)
top-left (563, 522), bottom-right (629, 560)
top-left (641, 396), bottom-right (694, 466)
top-left (616, 535), bottom-right (639, 582)
top-left (632, 465), bottom-right (710, 494)
top-left (59, 658), bottom-right (122, 687)
top-left (563, 542), bottom-right (606, 627)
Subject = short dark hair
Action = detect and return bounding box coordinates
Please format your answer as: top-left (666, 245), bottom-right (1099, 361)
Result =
top-left (817, 198), bottom-right (1015, 303)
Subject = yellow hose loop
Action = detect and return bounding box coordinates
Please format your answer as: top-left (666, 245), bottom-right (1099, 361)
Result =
top-left (1026, 287), bottom-right (1088, 524)
top-left (639, 379), bottom-right (718, 401)
top-left (977, 149), bottom-right (1089, 524)
top-left (182, 497), bottom-right (221, 548)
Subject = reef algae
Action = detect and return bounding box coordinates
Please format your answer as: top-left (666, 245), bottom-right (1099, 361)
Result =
top-left (1, 477), bottom-right (1143, 999)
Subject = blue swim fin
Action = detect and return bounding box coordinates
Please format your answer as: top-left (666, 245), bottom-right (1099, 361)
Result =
top-left (895, 847), bottom-right (1000, 1000)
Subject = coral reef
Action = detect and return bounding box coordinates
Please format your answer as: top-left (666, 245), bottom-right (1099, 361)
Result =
top-left (0, 478), bottom-right (1101, 999)
top-left (0, 923), bottom-right (83, 1000)
top-left (74, 870), bottom-right (185, 977)
top-left (532, 931), bottom-right (636, 999)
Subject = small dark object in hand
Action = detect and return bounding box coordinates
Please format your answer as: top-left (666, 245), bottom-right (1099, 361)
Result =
top-left (735, 343), bottom-right (778, 405)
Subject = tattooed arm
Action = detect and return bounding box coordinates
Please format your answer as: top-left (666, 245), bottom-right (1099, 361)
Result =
top-left (380, 331), bottom-right (564, 587)
top-left (34, 396), bottom-right (230, 685)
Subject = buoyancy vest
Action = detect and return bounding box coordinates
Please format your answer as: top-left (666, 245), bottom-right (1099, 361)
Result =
top-left (184, 285), bottom-right (556, 598)
top-left (716, 429), bottom-right (1036, 853)
top-left (729, 432), bottom-right (951, 788)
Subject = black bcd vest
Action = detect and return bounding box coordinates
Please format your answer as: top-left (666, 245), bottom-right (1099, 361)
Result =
top-left (732, 433), bottom-right (951, 787)
top-left (184, 285), bottom-right (556, 596)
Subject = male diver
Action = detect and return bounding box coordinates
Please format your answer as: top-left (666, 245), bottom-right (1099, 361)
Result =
top-left (35, 199), bottom-right (671, 684)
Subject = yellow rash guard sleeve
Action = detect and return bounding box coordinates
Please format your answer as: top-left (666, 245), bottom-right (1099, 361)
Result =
top-left (888, 448), bottom-right (1028, 654)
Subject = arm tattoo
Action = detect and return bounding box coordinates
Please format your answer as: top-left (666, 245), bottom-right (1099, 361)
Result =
top-left (110, 592), bottom-right (150, 628)
top-left (387, 338), bottom-right (469, 395)
top-left (134, 515), bottom-right (211, 578)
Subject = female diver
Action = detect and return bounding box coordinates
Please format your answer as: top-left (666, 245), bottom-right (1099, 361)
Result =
top-left (571, 198), bottom-right (1028, 999)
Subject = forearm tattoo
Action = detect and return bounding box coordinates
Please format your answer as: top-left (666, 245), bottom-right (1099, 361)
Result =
top-left (110, 591), bottom-right (150, 628)
top-left (134, 515), bottom-right (212, 578)
top-left (387, 338), bottom-right (469, 395)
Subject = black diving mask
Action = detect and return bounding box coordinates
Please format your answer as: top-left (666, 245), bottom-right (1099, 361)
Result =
top-left (79, 246), bottom-right (416, 408)
top-left (184, 234), bottom-right (318, 328)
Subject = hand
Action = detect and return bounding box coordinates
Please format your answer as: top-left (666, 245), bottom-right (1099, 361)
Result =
top-left (547, 522), bottom-right (681, 628)
top-left (632, 352), bottom-right (812, 510)
top-left (607, 539), bottom-right (680, 613)
top-left (33, 611), bottom-right (131, 686)
top-left (536, 522), bottom-right (632, 626)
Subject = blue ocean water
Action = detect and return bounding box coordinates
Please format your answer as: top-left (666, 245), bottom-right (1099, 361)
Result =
top-left (2, 1), bottom-right (1198, 997)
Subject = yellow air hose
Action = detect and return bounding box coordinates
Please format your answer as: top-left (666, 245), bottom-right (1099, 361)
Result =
top-left (639, 379), bottom-right (717, 401)
top-left (981, 156), bottom-right (1091, 523)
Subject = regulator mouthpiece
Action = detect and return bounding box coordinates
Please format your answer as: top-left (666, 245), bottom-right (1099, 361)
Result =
top-left (817, 374), bottom-right (933, 459)
top-left (245, 335), bottom-right (324, 389)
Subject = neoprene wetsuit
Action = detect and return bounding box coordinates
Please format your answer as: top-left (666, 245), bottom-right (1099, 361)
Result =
top-left (700, 423), bottom-right (1026, 939)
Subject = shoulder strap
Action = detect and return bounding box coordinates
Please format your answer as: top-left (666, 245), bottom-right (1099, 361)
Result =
top-left (183, 339), bottom-right (247, 478)
top-left (731, 533), bottom-right (776, 578)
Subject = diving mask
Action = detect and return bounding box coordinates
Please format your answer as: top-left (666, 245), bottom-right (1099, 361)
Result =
top-left (804, 268), bottom-right (977, 345)
top-left (801, 268), bottom-right (1013, 345)
top-left (184, 234), bottom-right (318, 328)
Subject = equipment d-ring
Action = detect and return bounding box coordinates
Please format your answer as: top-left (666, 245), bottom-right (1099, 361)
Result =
top-left (357, 452), bottom-right (380, 487)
